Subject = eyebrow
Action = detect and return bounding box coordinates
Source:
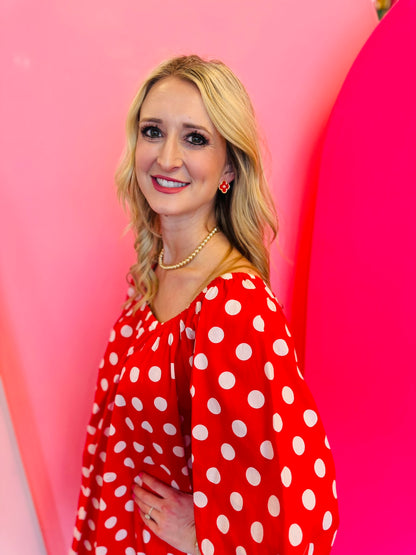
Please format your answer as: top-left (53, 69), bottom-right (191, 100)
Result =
top-left (139, 117), bottom-right (211, 135)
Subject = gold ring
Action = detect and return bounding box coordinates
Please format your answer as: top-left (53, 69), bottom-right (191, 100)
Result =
top-left (145, 506), bottom-right (154, 520)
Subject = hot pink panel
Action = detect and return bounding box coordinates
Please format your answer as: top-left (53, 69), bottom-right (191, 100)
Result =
top-left (306, 1), bottom-right (416, 553)
top-left (0, 1), bottom-right (376, 552)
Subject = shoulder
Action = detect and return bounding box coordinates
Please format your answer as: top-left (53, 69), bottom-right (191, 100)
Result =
top-left (197, 272), bottom-right (286, 326)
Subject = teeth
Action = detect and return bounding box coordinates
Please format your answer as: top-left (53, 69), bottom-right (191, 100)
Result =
top-left (156, 177), bottom-right (188, 188)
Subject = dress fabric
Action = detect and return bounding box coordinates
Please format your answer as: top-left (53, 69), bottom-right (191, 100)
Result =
top-left (71, 272), bottom-right (339, 555)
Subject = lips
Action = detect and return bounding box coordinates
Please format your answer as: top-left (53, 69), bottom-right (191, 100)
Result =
top-left (151, 175), bottom-right (190, 194)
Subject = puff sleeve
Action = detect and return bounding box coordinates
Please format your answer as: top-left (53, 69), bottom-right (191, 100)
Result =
top-left (189, 275), bottom-right (339, 554)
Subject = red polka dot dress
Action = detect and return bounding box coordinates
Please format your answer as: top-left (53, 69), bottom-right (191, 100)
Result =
top-left (71, 273), bottom-right (339, 554)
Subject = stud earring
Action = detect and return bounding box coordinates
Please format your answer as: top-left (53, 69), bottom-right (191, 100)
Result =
top-left (219, 180), bottom-right (230, 194)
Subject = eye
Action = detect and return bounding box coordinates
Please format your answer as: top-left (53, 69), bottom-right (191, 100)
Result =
top-left (140, 125), bottom-right (162, 139)
top-left (186, 132), bottom-right (208, 146)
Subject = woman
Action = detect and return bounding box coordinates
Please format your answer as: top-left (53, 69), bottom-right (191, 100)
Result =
top-left (71, 55), bottom-right (339, 554)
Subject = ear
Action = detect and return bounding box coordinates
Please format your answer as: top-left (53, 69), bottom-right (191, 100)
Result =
top-left (221, 162), bottom-right (235, 185)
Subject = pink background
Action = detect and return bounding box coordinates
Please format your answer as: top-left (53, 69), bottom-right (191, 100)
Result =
top-left (3, 1), bottom-right (410, 553)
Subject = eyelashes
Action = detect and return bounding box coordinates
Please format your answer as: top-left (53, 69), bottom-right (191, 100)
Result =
top-left (139, 125), bottom-right (209, 147)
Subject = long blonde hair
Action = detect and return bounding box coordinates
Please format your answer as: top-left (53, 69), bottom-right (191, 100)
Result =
top-left (116, 55), bottom-right (278, 307)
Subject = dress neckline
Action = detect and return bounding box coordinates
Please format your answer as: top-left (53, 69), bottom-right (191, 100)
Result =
top-left (146, 271), bottom-right (263, 326)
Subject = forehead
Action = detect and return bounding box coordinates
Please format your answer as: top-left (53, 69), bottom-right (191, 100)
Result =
top-left (140, 77), bottom-right (213, 126)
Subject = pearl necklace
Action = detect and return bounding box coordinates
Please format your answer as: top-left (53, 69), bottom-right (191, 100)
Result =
top-left (158, 227), bottom-right (218, 270)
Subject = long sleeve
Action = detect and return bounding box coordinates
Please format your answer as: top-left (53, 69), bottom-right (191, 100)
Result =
top-left (190, 275), bottom-right (339, 554)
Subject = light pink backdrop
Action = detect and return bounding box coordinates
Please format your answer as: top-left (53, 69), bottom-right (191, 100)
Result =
top-left (306, 0), bottom-right (416, 553)
top-left (1, 1), bottom-right (377, 553)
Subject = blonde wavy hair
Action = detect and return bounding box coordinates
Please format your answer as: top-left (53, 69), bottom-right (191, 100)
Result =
top-left (116, 55), bottom-right (278, 308)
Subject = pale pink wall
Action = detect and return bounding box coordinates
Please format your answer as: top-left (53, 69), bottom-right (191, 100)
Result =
top-left (0, 1), bottom-right (377, 553)
top-left (306, 0), bottom-right (416, 553)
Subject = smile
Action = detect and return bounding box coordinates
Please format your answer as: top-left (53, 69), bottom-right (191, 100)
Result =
top-left (154, 177), bottom-right (189, 188)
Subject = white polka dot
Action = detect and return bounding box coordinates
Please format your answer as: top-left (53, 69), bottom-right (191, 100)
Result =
top-left (154, 397), bottom-right (167, 411)
top-left (253, 315), bottom-right (265, 332)
top-left (170, 362), bottom-right (175, 379)
top-left (115, 485), bottom-right (127, 497)
top-left (246, 467), bottom-right (261, 486)
top-left (164, 423), bottom-right (177, 435)
top-left (230, 491), bottom-right (243, 511)
top-left (264, 362), bottom-right (274, 380)
top-left (114, 441), bottom-right (126, 453)
top-left (268, 495), bottom-right (280, 517)
top-left (120, 325), bottom-right (133, 337)
top-left (333, 480), bottom-right (338, 499)
top-left (281, 466), bottom-right (292, 487)
top-left (91, 499), bottom-right (99, 510)
top-left (116, 529), bottom-right (128, 541)
top-left (131, 397), bottom-right (143, 411)
top-left (109, 352), bottom-right (118, 365)
top-left (143, 529), bottom-right (151, 543)
top-left (100, 378), bottom-right (108, 391)
top-left (325, 436), bottom-right (331, 449)
top-left (78, 506), bottom-right (87, 520)
top-left (282, 386), bottom-right (294, 404)
top-left (95, 548), bottom-right (107, 555)
top-left (331, 530), bottom-right (337, 546)
top-left (87, 444), bottom-right (96, 455)
top-left (84, 540), bottom-right (92, 551)
top-left (216, 514), bottom-right (230, 534)
top-left (153, 442), bottom-right (163, 455)
top-left (92, 402), bottom-right (100, 414)
top-left (225, 299), bottom-right (241, 315)
top-left (273, 413), bottom-right (283, 432)
top-left (168, 332), bottom-right (174, 345)
top-left (314, 458), bottom-right (326, 477)
top-left (98, 497), bottom-right (106, 511)
top-left (109, 329), bottom-right (116, 342)
top-left (284, 324), bottom-right (292, 337)
top-left (115, 394), bottom-right (126, 407)
top-left (205, 286), bottom-right (219, 300)
top-left (293, 436), bottom-right (305, 455)
top-left (173, 446), bottom-right (184, 457)
top-left (273, 338), bottom-right (289, 356)
top-left (190, 385), bottom-right (195, 397)
top-left (141, 421), bottom-right (153, 433)
top-left (130, 367), bottom-right (139, 383)
top-left (95, 475), bottom-right (103, 487)
top-left (260, 440), bottom-right (274, 460)
top-left (236, 547), bottom-right (247, 555)
top-left (103, 472), bottom-right (117, 483)
top-left (242, 279), bottom-right (256, 289)
top-left (267, 298), bottom-right (277, 311)
top-left (125, 499), bottom-right (134, 512)
top-left (109, 424), bottom-right (116, 436)
top-left (208, 326), bottom-right (224, 343)
top-left (186, 327), bottom-right (195, 340)
top-left (308, 543), bottom-right (315, 554)
top-left (221, 443), bottom-right (235, 460)
top-left (323, 511), bottom-right (333, 530)
top-left (105, 516), bottom-right (117, 529)
top-left (250, 521), bottom-right (264, 543)
top-left (125, 548), bottom-right (135, 555)
top-left (219, 372), bottom-right (236, 389)
top-left (152, 337), bottom-right (160, 351)
top-left (161, 464), bottom-right (171, 475)
top-left (289, 523), bottom-right (303, 546)
top-left (195, 301), bottom-right (202, 313)
top-left (201, 539), bottom-right (214, 555)
top-left (248, 390), bottom-right (265, 408)
top-left (232, 420), bottom-right (247, 437)
top-left (194, 353), bottom-right (208, 370)
top-left (304, 409), bottom-right (318, 427)
top-left (206, 467), bottom-right (221, 484)
top-left (143, 456), bottom-right (155, 465)
top-left (302, 489), bottom-right (316, 510)
top-left (236, 343), bottom-right (252, 361)
top-left (192, 424), bottom-right (209, 441)
top-left (149, 366), bottom-right (162, 382)
top-left (194, 491), bottom-right (208, 508)
top-left (207, 397), bottom-right (221, 414)
top-left (124, 457), bottom-right (135, 468)
top-left (133, 442), bottom-right (144, 453)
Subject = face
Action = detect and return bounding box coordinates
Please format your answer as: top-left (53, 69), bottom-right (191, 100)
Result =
top-left (135, 77), bottom-right (234, 225)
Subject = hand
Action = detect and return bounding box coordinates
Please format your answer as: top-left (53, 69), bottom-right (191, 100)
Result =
top-left (132, 472), bottom-right (197, 554)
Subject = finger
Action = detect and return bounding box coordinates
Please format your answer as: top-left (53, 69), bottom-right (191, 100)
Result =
top-left (132, 484), bottom-right (163, 511)
top-left (133, 496), bottom-right (160, 523)
top-left (139, 506), bottom-right (159, 533)
top-left (139, 472), bottom-right (173, 499)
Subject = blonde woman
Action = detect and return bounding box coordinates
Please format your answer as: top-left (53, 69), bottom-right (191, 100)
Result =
top-left (71, 55), bottom-right (339, 554)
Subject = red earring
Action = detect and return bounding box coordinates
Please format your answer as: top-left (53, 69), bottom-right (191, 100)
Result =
top-left (219, 180), bottom-right (230, 194)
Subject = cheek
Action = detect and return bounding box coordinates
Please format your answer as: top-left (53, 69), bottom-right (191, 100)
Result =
top-left (135, 143), bottom-right (154, 173)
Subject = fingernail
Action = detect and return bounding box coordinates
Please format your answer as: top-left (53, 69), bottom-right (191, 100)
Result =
top-left (134, 474), bottom-right (143, 486)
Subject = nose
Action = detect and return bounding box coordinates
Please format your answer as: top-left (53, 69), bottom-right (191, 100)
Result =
top-left (157, 135), bottom-right (183, 170)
